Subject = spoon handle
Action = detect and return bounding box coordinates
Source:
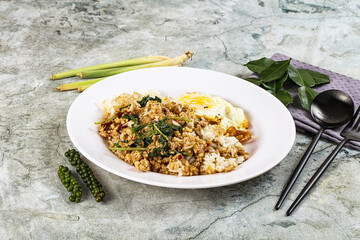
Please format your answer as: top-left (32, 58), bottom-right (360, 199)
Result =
top-left (286, 138), bottom-right (347, 216)
top-left (275, 127), bottom-right (324, 210)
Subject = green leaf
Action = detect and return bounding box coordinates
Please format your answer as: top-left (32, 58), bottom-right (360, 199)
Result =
top-left (260, 59), bottom-right (291, 82)
top-left (122, 113), bottom-right (139, 124)
top-left (266, 89), bottom-right (275, 95)
top-left (243, 57), bottom-right (275, 74)
top-left (262, 72), bottom-right (289, 92)
top-left (276, 72), bottom-right (288, 90)
top-left (244, 78), bottom-right (261, 86)
top-left (275, 89), bottom-right (293, 106)
top-left (131, 123), bottom-right (147, 138)
top-left (288, 65), bottom-right (315, 87)
top-left (298, 86), bottom-right (319, 112)
top-left (262, 73), bottom-right (293, 106)
top-left (137, 95), bottom-right (162, 108)
top-left (119, 104), bottom-right (131, 111)
top-left (156, 118), bottom-right (173, 136)
top-left (262, 82), bottom-right (275, 91)
top-left (304, 69), bottom-right (330, 85)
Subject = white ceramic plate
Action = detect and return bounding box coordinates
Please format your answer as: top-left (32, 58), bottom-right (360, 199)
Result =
top-left (67, 67), bottom-right (296, 189)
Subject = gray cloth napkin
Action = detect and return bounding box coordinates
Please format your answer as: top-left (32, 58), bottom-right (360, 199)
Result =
top-left (270, 53), bottom-right (360, 150)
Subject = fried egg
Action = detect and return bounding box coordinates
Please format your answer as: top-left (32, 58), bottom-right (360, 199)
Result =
top-left (174, 92), bottom-right (249, 130)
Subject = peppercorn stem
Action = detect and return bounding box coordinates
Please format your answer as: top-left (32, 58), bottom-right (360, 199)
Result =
top-left (51, 55), bottom-right (171, 80)
top-left (77, 51), bottom-right (194, 79)
top-left (56, 77), bottom-right (106, 91)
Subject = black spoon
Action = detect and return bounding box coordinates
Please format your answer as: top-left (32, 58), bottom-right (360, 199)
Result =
top-left (275, 89), bottom-right (354, 210)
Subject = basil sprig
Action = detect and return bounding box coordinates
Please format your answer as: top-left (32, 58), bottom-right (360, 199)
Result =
top-left (243, 57), bottom-right (330, 111)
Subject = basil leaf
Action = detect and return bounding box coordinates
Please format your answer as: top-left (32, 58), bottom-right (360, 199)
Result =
top-left (149, 148), bottom-right (163, 157)
top-left (288, 65), bottom-right (315, 87)
top-left (131, 139), bottom-right (143, 148)
top-left (243, 57), bottom-right (275, 74)
top-left (260, 59), bottom-right (291, 82)
top-left (159, 135), bottom-right (168, 147)
top-left (275, 89), bottom-right (293, 106)
top-left (244, 78), bottom-right (261, 86)
top-left (304, 69), bottom-right (330, 85)
top-left (137, 95), bottom-right (162, 108)
top-left (122, 113), bottom-right (139, 124)
top-left (156, 118), bottom-right (173, 136)
top-left (298, 86), bottom-right (318, 112)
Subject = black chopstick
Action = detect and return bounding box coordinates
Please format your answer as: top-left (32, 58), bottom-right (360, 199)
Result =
top-left (275, 128), bottom-right (324, 210)
top-left (286, 139), bottom-right (348, 215)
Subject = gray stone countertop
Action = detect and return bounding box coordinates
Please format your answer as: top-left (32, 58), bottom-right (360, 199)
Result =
top-left (1, 0), bottom-right (360, 239)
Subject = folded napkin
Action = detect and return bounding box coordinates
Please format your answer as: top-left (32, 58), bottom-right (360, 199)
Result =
top-left (270, 53), bottom-right (360, 151)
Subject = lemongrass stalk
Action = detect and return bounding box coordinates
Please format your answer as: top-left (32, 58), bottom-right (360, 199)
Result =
top-left (51, 56), bottom-right (171, 80)
top-left (77, 85), bottom-right (92, 92)
top-left (78, 64), bottom-right (181, 79)
top-left (78, 51), bottom-right (194, 79)
top-left (56, 77), bottom-right (106, 91)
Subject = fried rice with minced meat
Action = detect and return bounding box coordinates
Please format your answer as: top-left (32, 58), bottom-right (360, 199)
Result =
top-left (97, 92), bottom-right (251, 176)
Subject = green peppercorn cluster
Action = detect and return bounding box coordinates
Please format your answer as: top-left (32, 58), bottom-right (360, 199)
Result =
top-left (58, 165), bottom-right (82, 203)
top-left (65, 149), bottom-right (106, 202)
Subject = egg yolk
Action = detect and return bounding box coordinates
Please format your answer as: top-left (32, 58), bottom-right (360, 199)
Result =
top-left (179, 95), bottom-right (215, 109)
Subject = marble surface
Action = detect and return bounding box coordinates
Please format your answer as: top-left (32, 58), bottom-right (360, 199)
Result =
top-left (1, 0), bottom-right (360, 239)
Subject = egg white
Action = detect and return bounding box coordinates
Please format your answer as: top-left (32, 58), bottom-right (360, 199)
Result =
top-left (174, 93), bottom-right (248, 130)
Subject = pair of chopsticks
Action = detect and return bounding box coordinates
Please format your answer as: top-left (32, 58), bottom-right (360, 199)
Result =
top-left (276, 106), bottom-right (360, 215)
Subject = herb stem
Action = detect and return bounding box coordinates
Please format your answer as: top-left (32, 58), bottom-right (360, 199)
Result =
top-left (95, 115), bottom-right (117, 125)
top-left (110, 147), bottom-right (147, 151)
top-left (153, 123), bottom-right (169, 141)
top-left (168, 116), bottom-right (192, 122)
top-left (119, 104), bottom-right (131, 110)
